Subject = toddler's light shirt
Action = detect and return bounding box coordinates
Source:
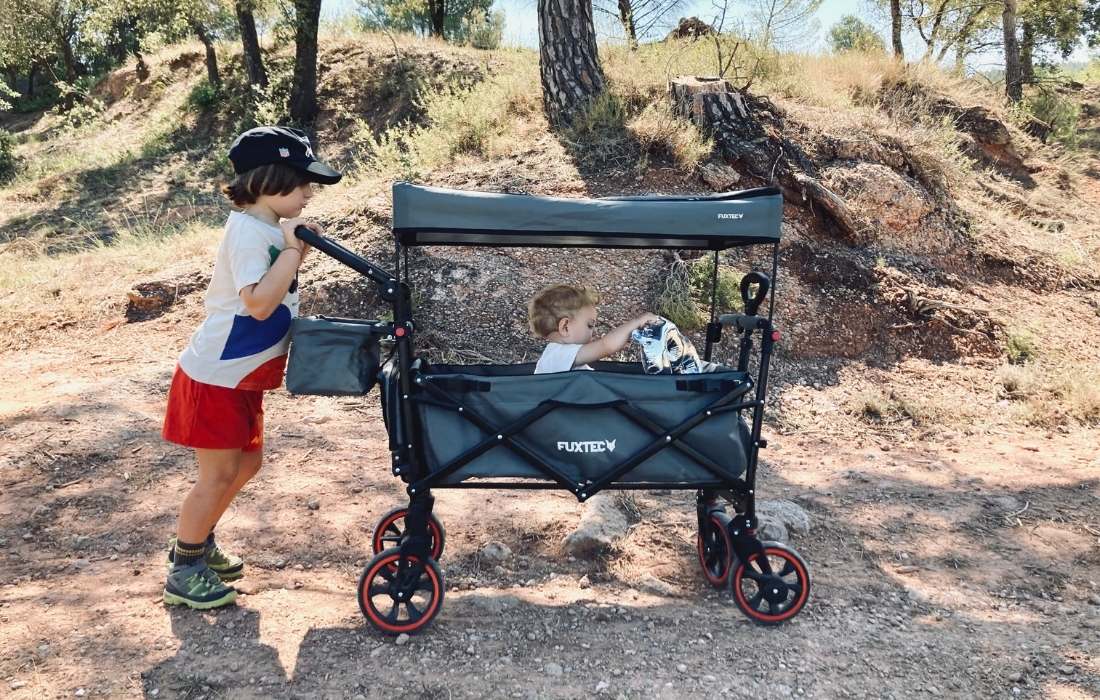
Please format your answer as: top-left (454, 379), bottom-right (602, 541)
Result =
top-left (534, 343), bottom-right (594, 374)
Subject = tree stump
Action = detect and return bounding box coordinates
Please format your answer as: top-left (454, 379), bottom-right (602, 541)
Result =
top-left (669, 76), bottom-right (741, 130)
top-left (669, 76), bottom-right (865, 240)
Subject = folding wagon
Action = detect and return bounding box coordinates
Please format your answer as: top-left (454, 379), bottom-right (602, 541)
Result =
top-left (287, 182), bottom-right (811, 634)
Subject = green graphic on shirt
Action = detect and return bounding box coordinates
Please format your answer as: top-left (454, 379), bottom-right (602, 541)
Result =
top-left (268, 245), bottom-right (299, 294)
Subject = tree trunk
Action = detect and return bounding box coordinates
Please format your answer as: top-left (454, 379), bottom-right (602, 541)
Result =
top-left (57, 29), bottom-right (78, 83)
top-left (289, 0), bottom-right (323, 124)
top-left (890, 0), bottom-right (904, 58)
top-left (135, 51), bottom-right (149, 81)
top-left (429, 0), bottom-right (446, 37)
top-left (236, 0), bottom-right (268, 88)
top-left (4, 67), bottom-right (17, 95)
top-left (538, 0), bottom-right (606, 127)
top-left (921, 1), bottom-right (951, 61)
top-left (1002, 0), bottom-right (1022, 103)
top-left (191, 21), bottom-right (221, 87)
top-left (27, 64), bottom-right (37, 98)
top-left (1020, 20), bottom-right (1034, 85)
top-left (618, 0), bottom-right (638, 50)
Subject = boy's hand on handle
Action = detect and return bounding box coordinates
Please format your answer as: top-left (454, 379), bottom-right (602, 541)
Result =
top-left (280, 218), bottom-right (323, 262)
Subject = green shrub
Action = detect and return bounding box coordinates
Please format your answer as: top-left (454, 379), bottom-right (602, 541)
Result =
top-left (55, 100), bottom-right (103, 129)
top-left (0, 128), bottom-right (17, 184)
top-left (688, 255), bottom-right (741, 312)
top-left (1005, 331), bottom-right (1036, 365)
top-left (655, 259), bottom-right (705, 330)
top-left (655, 255), bottom-right (744, 331)
top-left (828, 15), bottom-right (886, 53)
top-left (50, 81), bottom-right (104, 129)
top-left (0, 81), bottom-right (17, 111)
top-left (467, 10), bottom-right (504, 50)
top-left (188, 80), bottom-right (221, 111)
top-left (1025, 89), bottom-right (1080, 148)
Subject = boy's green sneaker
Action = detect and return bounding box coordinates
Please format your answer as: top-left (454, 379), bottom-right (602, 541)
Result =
top-left (163, 562), bottom-right (238, 610)
top-left (167, 536), bottom-right (245, 582)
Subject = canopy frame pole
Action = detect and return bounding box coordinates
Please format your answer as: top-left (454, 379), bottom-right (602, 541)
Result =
top-left (768, 241), bottom-right (779, 322)
top-left (704, 250), bottom-right (721, 361)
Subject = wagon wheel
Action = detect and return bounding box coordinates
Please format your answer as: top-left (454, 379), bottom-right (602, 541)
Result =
top-left (696, 511), bottom-right (735, 588)
top-left (371, 507), bottom-right (446, 561)
top-left (358, 548), bottom-right (445, 635)
top-left (729, 541), bottom-right (811, 625)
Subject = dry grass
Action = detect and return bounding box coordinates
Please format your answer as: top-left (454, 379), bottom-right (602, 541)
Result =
top-left (624, 102), bottom-right (712, 170)
top-left (955, 163), bottom-right (1100, 282)
top-left (847, 387), bottom-right (950, 428)
top-left (605, 42), bottom-right (997, 115)
top-left (0, 221), bottom-right (220, 348)
top-left (996, 362), bottom-right (1100, 427)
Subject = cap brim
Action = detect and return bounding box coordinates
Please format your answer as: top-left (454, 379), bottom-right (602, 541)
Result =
top-left (290, 159), bottom-right (343, 185)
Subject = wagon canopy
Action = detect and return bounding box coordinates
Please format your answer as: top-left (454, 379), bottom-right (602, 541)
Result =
top-left (391, 182), bottom-right (783, 249)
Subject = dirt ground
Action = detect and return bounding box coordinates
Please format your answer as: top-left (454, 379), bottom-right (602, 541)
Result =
top-left (1, 291), bottom-right (1098, 700)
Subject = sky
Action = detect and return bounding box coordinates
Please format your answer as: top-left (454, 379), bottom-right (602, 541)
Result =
top-left (325, 0), bottom-right (1096, 69)
top-left (490, 0), bottom-right (866, 50)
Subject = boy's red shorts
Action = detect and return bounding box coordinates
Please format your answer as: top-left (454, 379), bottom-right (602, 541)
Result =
top-left (162, 365), bottom-right (264, 452)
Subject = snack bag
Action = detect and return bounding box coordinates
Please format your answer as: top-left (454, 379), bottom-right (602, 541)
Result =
top-left (631, 317), bottom-right (711, 374)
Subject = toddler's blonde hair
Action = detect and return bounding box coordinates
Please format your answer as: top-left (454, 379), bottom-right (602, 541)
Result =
top-left (528, 284), bottom-right (600, 338)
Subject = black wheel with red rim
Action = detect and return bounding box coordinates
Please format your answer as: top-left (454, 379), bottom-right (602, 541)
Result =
top-left (358, 548), bottom-right (445, 635)
top-left (371, 507), bottom-right (445, 561)
top-left (696, 511), bottom-right (735, 587)
top-left (729, 541), bottom-right (810, 625)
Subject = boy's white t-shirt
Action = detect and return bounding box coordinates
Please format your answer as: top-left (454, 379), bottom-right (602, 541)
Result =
top-left (177, 211), bottom-right (299, 390)
top-left (534, 343), bottom-right (593, 374)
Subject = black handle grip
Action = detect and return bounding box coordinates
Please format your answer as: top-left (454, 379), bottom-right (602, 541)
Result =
top-left (740, 271), bottom-right (770, 316)
top-left (294, 225), bottom-right (396, 289)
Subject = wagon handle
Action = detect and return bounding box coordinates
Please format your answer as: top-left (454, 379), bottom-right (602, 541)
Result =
top-left (740, 272), bottom-right (770, 316)
top-left (295, 225), bottom-right (401, 299)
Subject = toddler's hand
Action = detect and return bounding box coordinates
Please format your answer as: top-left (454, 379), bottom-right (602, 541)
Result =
top-left (635, 313), bottom-right (661, 328)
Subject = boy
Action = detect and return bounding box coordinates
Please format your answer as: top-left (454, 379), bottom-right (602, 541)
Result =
top-left (528, 284), bottom-right (659, 374)
top-left (161, 126), bottom-right (341, 609)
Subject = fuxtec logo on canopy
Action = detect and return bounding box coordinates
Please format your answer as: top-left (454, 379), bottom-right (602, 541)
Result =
top-left (717, 212), bottom-right (744, 220)
top-left (557, 440), bottom-right (617, 454)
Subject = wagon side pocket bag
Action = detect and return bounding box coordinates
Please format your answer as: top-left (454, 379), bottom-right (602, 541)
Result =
top-left (286, 316), bottom-right (386, 395)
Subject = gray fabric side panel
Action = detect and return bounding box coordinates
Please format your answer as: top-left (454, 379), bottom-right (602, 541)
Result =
top-left (286, 317), bottom-right (382, 395)
top-left (416, 370), bottom-right (749, 484)
top-left (392, 183), bottom-right (781, 246)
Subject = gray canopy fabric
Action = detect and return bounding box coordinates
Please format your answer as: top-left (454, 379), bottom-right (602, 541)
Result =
top-left (391, 182), bottom-right (783, 249)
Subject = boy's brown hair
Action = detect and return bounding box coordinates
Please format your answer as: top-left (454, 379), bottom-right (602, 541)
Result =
top-left (221, 163), bottom-right (311, 207)
top-left (528, 284), bottom-right (600, 338)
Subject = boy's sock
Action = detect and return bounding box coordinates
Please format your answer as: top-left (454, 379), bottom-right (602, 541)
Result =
top-left (173, 539), bottom-right (206, 568)
top-left (205, 530), bottom-right (216, 548)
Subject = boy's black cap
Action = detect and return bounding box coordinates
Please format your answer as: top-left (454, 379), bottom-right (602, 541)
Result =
top-left (228, 126), bottom-right (342, 185)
